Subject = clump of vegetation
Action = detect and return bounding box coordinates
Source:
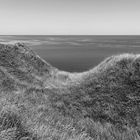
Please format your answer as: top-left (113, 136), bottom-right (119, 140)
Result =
top-left (0, 104), bottom-right (37, 140)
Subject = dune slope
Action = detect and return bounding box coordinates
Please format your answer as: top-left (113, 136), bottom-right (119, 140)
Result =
top-left (0, 43), bottom-right (140, 140)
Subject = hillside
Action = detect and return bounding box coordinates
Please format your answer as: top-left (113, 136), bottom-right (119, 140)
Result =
top-left (0, 43), bottom-right (140, 140)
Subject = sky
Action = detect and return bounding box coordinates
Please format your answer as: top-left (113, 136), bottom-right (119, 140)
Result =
top-left (0, 0), bottom-right (140, 35)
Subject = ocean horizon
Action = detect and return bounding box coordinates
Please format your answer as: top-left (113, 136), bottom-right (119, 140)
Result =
top-left (1, 35), bottom-right (140, 72)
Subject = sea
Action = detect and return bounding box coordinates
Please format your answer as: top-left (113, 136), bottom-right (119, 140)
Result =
top-left (0, 35), bottom-right (140, 72)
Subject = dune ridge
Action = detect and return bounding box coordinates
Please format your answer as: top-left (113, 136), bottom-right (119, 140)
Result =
top-left (0, 43), bottom-right (140, 140)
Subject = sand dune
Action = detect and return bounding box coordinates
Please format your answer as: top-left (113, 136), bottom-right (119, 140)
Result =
top-left (0, 43), bottom-right (140, 140)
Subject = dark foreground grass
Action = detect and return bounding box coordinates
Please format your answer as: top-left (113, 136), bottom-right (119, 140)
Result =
top-left (0, 43), bottom-right (140, 139)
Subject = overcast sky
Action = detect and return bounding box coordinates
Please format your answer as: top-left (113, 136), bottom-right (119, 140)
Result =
top-left (0, 0), bottom-right (140, 35)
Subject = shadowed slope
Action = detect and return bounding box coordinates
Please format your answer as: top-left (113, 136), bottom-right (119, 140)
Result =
top-left (0, 43), bottom-right (58, 88)
top-left (0, 43), bottom-right (140, 140)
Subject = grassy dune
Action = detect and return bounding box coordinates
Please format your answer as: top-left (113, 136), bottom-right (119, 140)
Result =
top-left (0, 43), bottom-right (140, 140)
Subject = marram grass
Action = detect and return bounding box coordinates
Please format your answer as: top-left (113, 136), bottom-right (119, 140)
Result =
top-left (0, 43), bottom-right (140, 139)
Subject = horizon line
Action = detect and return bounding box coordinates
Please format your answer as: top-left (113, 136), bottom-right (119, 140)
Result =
top-left (1, 34), bottom-right (140, 36)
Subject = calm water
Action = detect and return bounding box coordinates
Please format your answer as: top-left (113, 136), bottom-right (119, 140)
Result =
top-left (1, 35), bottom-right (140, 72)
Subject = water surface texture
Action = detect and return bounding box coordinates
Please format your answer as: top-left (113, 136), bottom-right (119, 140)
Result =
top-left (1, 35), bottom-right (140, 72)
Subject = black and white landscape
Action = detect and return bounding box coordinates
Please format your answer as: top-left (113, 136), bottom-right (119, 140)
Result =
top-left (1, 0), bottom-right (140, 140)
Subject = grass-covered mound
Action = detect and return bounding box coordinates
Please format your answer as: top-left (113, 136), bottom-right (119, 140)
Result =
top-left (0, 43), bottom-right (140, 140)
